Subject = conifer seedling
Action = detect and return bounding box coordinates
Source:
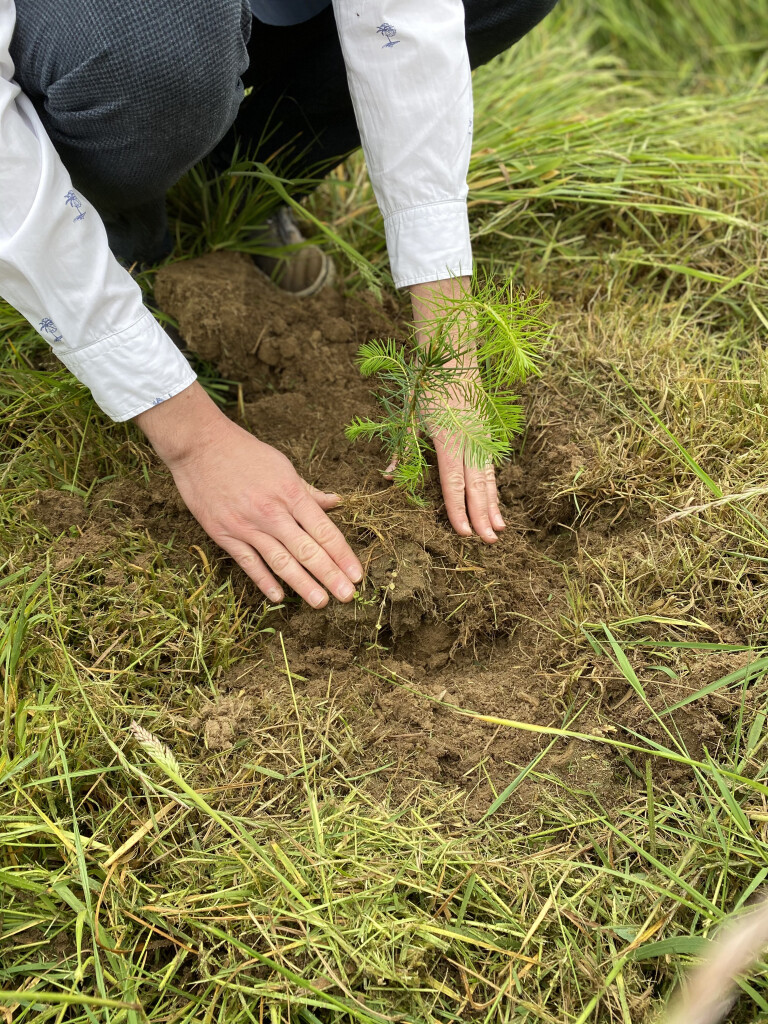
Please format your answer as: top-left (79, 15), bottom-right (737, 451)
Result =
top-left (346, 279), bottom-right (548, 498)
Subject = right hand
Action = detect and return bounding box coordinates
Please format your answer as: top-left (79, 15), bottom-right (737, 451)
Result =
top-left (402, 277), bottom-right (506, 543)
top-left (135, 383), bottom-right (363, 608)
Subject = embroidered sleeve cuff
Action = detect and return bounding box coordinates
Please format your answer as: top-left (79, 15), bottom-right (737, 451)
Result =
top-left (385, 200), bottom-right (473, 289)
top-left (57, 312), bottom-right (197, 422)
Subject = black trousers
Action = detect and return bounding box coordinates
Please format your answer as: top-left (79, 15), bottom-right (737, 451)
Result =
top-left (10, 0), bottom-right (558, 263)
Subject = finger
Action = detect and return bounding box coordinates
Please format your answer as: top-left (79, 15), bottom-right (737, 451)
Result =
top-left (294, 499), bottom-right (364, 585)
top-left (276, 521), bottom-right (358, 603)
top-left (223, 539), bottom-right (285, 604)
top-left (383, 457), bottom-right (398, 480)
top-left (466, 464), bottom-right (497, 543)
top-left (256, 534), bottom-right (330, 609)
top-left (305, 482), bottom-right (340, 511)
top-left (434, 439), bottom-right (472, 537)
top-left (485, 465), bottom-right (506, 532)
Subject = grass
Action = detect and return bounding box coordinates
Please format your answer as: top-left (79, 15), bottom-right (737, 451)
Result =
top-left (2, 0), bottom-right (768, 1021)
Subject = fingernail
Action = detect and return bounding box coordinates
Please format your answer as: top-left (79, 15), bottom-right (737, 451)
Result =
top-left (338, 581), bottom-right (355, 600)
top-left (460, 523), bottom-right (472, 536)
top-left (309, 588), bottom-right (327, 608)
top-left (485, 531), bottom-right (498, 542)
top-left (268, 588), bottom-right (283, 602)
top-left (347, 565), bottom-right (363, 583)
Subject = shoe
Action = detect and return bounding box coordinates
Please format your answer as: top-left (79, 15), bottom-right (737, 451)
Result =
top-left (252, 206), bottom-right (334, 298)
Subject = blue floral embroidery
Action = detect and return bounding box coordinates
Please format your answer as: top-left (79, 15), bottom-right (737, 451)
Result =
top-left (152, 396), bottom-right (166, 406)
top-left (376, 23), bottom-right (400, 47)
top-left (64, 190), bottom-right (86, 222)
top-left (39, 317), bottom-right (64, 344)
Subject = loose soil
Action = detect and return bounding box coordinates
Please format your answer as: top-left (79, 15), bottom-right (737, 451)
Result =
top-left (30, 252), bottom-right (756, 813)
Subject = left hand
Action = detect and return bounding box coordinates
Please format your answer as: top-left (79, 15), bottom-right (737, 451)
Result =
top-left (431, 417), bottom-right (505, 544)
top-left (407, 277), bottom-right (506, 544)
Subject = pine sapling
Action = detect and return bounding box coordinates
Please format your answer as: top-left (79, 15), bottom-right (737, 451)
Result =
top-left (346, 278), bottom-right (548, 498)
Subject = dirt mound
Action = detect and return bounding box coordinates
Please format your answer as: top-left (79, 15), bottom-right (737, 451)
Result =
top-left (154, 250), bottom-right (399, 397)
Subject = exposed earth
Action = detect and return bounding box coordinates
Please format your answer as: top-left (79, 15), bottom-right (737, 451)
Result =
top-left (29, 252), bottom-right (756, 814)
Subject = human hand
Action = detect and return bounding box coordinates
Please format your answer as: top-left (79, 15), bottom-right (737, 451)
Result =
top-left (430, 408), bottom-right (506, 543)
top-left (408, 277), bottom-right (506, 544)
top-left (135, 383), bottom-right (363, 607)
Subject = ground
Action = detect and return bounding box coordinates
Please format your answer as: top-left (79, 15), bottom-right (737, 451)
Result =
top-left (1, 1), bottom-right (768, 1022)
top-left (146, 251), bottom-right (750, 812)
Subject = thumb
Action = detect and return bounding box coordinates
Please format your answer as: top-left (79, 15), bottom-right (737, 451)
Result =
top-left (306, 482), bottom-right (341, 510)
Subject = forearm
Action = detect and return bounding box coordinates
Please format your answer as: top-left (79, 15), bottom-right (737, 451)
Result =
top-left (331, 0), bottom-right (473, 289)
top-left (409, 275), bottom-right (470, 326)
top-left (1, 8), bottom-right (193, 423)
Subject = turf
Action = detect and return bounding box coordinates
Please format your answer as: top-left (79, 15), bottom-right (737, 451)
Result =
top-left (1, 1), bottom-right (768, 1021)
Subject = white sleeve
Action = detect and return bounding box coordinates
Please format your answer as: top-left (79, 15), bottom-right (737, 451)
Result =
top-left (0, 0), bottom-right (195, 422)
top-left (331, 0), bottom-right (473, 289)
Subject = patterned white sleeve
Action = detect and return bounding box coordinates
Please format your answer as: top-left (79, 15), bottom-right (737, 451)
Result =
top-left (0, 0), bottom-right (196, 422)
top-left (331, 0), bottom-right (474, 288)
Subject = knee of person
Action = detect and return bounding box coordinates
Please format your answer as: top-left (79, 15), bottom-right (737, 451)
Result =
top-left (115, 4), bottom-right (250, 163)
top-left (42, 1), bottom-right (251, 196)
top-left (152, 14), bottom-right (248, 125)
top-left (510, 0), bottom-right (561, 22)
top-left (467, 0), bottom-right (561, 69)
top-left (538, 0), bottom-right (560, 18)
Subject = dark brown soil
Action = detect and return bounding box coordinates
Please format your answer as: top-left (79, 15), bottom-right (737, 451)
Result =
top-left (29, 251), bottom-right (751, 813)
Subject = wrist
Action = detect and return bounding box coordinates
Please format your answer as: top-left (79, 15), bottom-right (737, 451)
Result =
top-left (133, 381), bottom-right (229, 467)
top-left (409, 275), bottom-right (474, 369)
top-left (408, 275), bottom-right (471, 327)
